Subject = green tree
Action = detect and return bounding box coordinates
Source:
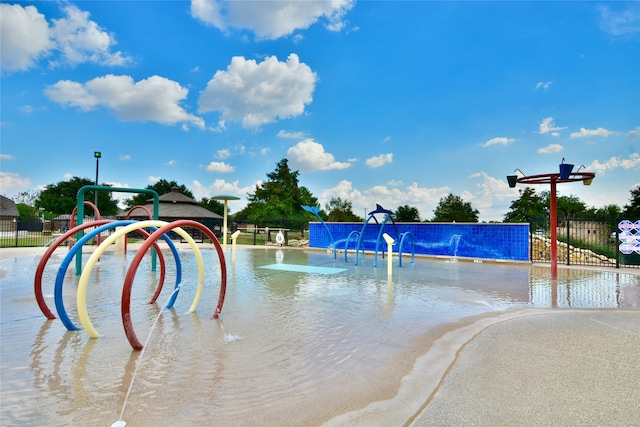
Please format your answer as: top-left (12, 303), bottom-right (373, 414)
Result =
top-left (16, 203), bottom-right (41, 218)
top-left (623, 185), bottom-right (640, 220)
top-left (503, 187), bottom-right (547, 226)
top-left (199, 197), bottom-right (225, 216)
top-left (234, 158), bottom-right (319, 230)
top-left (325, 197), bottom-right (362, 222)
top-left (35, 176), bottom-right (119, 216)
top-left (395, 204), bottom-right (421, 222)
top-left (432, 193), bottom-right (479, 222)
top-left (551, 193), bottom-right (587, 220)
top-left (13, 190), bottom-right (41, 218)
top-left (123, 179), bottom-right (194, 208)
top-left (583, 204), bottom-right (622, 222)
top-left (13, 190), bottom-right (38, 206)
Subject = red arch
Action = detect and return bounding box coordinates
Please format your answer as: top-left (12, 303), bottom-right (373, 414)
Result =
top-left (34, 220), bottom-right (167, 320)
top-left (124, 205), bottom-right (153, 254)
top-left (69, 201), bottom-right (102, 250)
top-left (121, 220), bottom-right (227, 350)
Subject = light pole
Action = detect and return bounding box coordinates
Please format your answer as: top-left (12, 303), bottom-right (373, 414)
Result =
top-left (94, 151), bottom-right (101, 210)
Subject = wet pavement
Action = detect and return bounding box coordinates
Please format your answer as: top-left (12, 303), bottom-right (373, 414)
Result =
top-left (410, 309), bottom-right (640, 426)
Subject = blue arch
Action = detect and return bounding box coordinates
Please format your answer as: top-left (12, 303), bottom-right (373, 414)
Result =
top-left (301, 205), bottom-right (336, 259)
top-left (398, 232), bottom-right (416, 267)
top-left (54, 220), bottom-right (181, 331)
top-left (343, 230), bottom-right (363, 262)
top-left (355, 204), bottom-right (399, 266)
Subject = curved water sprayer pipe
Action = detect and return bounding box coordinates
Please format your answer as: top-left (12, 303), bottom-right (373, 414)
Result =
top-left (35, 219), bottom-right (112, 320)
top-left (76, 220), bottom-right (203, 339)
top-left (121, 220), bottom-right (227, 351)
top-left (52, 220), bottom-right (176, 331)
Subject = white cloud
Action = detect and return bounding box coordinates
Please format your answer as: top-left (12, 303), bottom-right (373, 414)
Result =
top-left (205, 161), bottom-right (235, 173)
top-left (198, 54), bottom-right (317, 128)
top-left (319, 180), bottom-right (366, 214)
top-left (1, 154), bottom-right (16, 161)
top-left (318, 179), bottom-right (451, 222)
top-left (287, 139), bottom-right (351, 172)
top-left (216, 149), bottom-right (231, 159)
top-left (191, 178), bottom-right (254, 212)
top-left (0, 3), bottom-right (130, 74)
top-left (45, 74), bottom-right (204, 129)
top-left (0, 171), bottom-right (32, 195)
top-left (469, 171), bottom-right (514, 214)
top-left (0, 4), bottom-right (52, 73)
top-left (103, 181), bottom-right (130, 208)
top-left (165, 160), bottom-right (178, 166)
top-left (587, 153), bottom-right (640, 176)
top-left (190, 0), bottom-right (354, 40)
top-left (49, 4), bottom-right (131, 68)
top-left (365, 153), bottom-right (393, 168)
top-left (620, 153), bottom-right (640, 169)
top-left (538, 143), bottom-right (564, 154)
top-left (277, 129), bottom-right (306, 139)
top-left (119, 154), bottom-right (131, 161)
top-left (148, 176), bottom-right (161, 183)
top-left (538, 117), bottom-right (566, 136)
top-left (570, 127), bottom-right (614, 138)
top-left (598, 4), bottom-right (640, 36)
top-left (482, 137), bottom-right (516, 147)
top-left (535, 81), bottom-right (552, 91)
top-left (628, 126), bottom-right (640, 141)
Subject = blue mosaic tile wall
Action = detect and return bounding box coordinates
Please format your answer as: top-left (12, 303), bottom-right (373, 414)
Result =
top-left (309, 222), bottom-right (530, 261)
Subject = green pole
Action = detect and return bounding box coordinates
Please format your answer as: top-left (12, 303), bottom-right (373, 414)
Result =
top-left (75, 186), bottom-right (159, 275)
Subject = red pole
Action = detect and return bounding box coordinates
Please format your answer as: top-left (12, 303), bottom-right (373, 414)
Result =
top-left (549, 177), bottom-right (558, 280)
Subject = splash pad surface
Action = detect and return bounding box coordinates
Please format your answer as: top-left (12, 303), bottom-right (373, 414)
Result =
top-left (1, 246), bottom-right (639, 426)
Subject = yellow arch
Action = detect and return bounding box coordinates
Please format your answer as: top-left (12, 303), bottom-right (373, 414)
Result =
top-left (77, 220), bottom-right (205, 338)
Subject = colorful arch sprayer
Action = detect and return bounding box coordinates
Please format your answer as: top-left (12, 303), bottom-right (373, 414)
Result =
top-left (34, 219), bottom-right (227, 351)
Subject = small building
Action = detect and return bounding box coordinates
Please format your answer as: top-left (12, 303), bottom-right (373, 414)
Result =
top-left (0, 195), bottom-right (19, 233)
top-left (117, 187), bottom-right (223, 237)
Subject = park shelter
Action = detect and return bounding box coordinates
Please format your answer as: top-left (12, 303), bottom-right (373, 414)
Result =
top-left (117, 187), bottom-right (223, 236)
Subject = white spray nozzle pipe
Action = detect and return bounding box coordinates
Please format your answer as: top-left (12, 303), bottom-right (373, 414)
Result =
top-left (382, 233), bottom-right (395, 245)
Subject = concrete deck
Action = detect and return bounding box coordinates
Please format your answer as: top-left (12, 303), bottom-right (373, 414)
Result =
top-left (410, 309), bottom-right (640, 426)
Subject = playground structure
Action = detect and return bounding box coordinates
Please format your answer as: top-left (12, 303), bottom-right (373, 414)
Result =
top-left (304, 203), bottom-right (415, 267)
top-left (508, 159), bottom-right (596, 279)
top-left (34, 186), bottom-right (227, 351)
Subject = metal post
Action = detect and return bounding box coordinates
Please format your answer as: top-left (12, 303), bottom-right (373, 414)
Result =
top-left (566, 217), bottom-right (571, 265)
top-left (550, 177), bottom-right (558, 280)
top-left (94, 152), bottom-right (101, 210)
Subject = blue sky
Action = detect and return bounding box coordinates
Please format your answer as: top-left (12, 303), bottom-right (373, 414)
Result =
top-left (1, 0), bottom-right (639, 221)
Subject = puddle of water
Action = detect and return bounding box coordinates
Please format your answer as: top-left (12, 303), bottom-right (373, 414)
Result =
top-left (1, 248), bottom-right (638, 426)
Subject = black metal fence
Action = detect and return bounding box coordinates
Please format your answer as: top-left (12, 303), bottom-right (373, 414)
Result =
top-left (0, 216), bottom-right (60, 248)
top-left (529, 217), bottom-right (639, 268)
top-left (231, 217), bottom-right (309, 245)
top-left (2, 216), bottom-right (638, 268)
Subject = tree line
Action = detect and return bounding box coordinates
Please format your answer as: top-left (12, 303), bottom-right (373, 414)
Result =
top-left (12, 158), bottom-right (640, 227)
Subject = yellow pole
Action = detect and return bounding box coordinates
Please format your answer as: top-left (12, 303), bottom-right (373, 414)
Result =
top-left (382, 233), bottom-right (394, 278)
top-left (231, 230), bottom-right (241, 264)
top-left (223, 200), bottom-right (228, 253)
